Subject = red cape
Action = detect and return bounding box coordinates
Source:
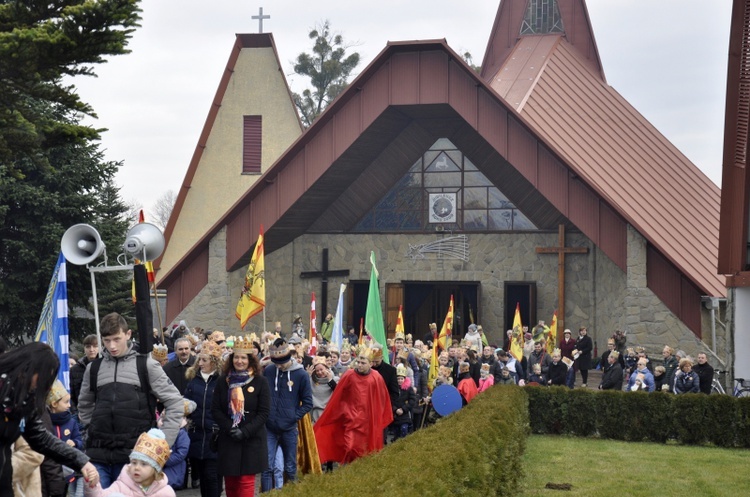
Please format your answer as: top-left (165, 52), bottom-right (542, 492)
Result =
top-left (458, 377), bottom-right (478, 403)
top-left (314, 368), bottom-right (393, 464)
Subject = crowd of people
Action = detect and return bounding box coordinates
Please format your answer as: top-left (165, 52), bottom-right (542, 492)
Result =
top-left (0, 314), bottom-right (720, 497)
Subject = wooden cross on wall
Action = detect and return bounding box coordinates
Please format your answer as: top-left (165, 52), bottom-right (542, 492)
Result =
top-left (299, 248), bottom-right (349, 317)
top-left (535, 224), bottom-right (588, 338)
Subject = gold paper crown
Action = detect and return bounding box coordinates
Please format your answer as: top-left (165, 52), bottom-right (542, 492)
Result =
top-left (151, 343), bottom-right (168, 362)
top-left (200, 340), bottom-right (222, 359)
top-left (248, 332), bottom-right (258, 344)
top-left (609, 350), bottom-right (620, 359)
top-left (355, 344), bottom-right (375, 362)
top-left (397, 348), bottom-right (409, 360)
top-left (480, 363), bottom-right (491, 372)
top-left (429, 323), bottom-right (437, 330)
top-left (131, 429), bottom-right (171, 471)
top-left (394, 331), bottom-right (405, 341)
top-left (185, 334), bottom-right (199, 347)
top-left (233, 335), bottom-right (254, 355)
top-left (396, 363), bottom-right (407, 377)
top-left (340, 341), bottom-right (352, 353)
top-left (46, 379), bottom-right (68, 406)
top-left (209, 330), bottom-right (226, 343)
top-left (312, 356), bottom-right (327, 367)
top-left (553, 348), bottom-right (562, 356)
top-left (327, 344), bottom-right (339, 354)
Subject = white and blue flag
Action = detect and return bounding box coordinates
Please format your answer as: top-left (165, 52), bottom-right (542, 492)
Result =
top-left (332, 283), bottom-right (346, 351)
top-left (35, 253), bottom-right (70, 391)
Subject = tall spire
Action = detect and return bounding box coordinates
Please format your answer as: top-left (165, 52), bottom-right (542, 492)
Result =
top-left (480, 0), bottom-right (604, 83)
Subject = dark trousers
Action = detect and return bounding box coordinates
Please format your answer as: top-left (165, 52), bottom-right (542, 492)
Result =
top-left (190, 457), bottom-right (222, 497)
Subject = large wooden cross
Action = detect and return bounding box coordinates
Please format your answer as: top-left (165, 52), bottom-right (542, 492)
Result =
top-left (535, 224), bottom-right (589, 335)
top-left (299, 248), bottom-right (349, 317)
top-left (252, 7), bottom-right (270, 33)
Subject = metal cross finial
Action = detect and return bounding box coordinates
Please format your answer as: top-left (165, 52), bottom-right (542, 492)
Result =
top-left (252, 7), bottom-right (270, 33)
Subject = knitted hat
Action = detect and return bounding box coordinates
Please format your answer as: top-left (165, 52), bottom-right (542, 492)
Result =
top-left (130, 428), bottom-right (171, 472)
top-left (151, 343), bottom-right (168, 363)
top-left (183, 399), bottom-right (197, 417)
top-left (269, 338), bottom-right (292, 364)
top-left (46, 379), bottom-right (69, 406)
top-left (563, 329), bottom-right (572, 335)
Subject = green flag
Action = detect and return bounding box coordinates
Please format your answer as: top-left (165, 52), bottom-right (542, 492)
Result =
top-left (365, 251), bottom-right (389, 364)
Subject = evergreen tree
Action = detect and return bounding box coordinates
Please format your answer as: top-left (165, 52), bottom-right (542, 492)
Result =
top-left (292, 20), bottom-right (360, 127)
top-left (0, 1), bottom-right (141, 343)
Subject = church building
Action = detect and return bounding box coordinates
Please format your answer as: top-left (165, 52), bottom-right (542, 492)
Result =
top-left (156, 0), bottom-right (727, 364)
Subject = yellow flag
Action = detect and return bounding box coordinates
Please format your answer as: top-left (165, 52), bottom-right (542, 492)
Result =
top-left (547, 310), bottom-right (558, 355)
top-left (509, 303), bottom-right (524, 361)
top-left (436, 295), bottom-right (454, 351)
top-left (428, 341), bottom-right (439, 392)
top-left (235, 226), bottom-right (265, 328)
top-left (395, 305), bottom-right (404, 335)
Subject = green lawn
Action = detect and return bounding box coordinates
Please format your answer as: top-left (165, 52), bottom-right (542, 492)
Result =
top-left (520, 435), bottom-right (750, 497)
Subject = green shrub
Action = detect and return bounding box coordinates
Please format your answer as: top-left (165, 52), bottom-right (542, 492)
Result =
top-left (276, 385), bottom-right (529, 497)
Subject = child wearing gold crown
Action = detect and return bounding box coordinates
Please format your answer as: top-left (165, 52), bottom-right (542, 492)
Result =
top-left (84, 428), bottom-right (174, 497)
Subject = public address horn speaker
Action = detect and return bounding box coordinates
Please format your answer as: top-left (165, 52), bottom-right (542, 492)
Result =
top-left (61, 224), bottom-right (105, 265)
top-left (123, 222), bottom-right (164, 262)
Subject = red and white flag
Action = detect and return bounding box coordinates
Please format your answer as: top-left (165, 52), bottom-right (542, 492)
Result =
top-left (309, 292), bottom-right (318, 355)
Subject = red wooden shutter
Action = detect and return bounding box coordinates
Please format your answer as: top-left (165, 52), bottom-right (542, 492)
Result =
top-left (243, 115), bottom-right (262, 173)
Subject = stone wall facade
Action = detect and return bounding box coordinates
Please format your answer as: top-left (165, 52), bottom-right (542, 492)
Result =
top-left (171, 226), bottom-right (726, 367)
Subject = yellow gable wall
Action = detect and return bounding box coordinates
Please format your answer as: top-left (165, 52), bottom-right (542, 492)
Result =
top-left (158, 46), bottom-right (302, 279)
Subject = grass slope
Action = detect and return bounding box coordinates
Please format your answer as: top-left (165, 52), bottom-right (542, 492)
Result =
top-left (520, 435), bottom-right (750, 497)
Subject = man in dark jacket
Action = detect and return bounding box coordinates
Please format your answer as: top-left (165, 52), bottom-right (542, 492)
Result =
top-left (162, 337), bottom-right (195, 395)
top-left (78, 312), bottom-right (183, 489)
top-left (70, 334), bottom-right (100, 413)
top-left (574, 326), bottom-right (593, 387)
top-left (370, 343), bottom-right (399, 408)
top-left (261, 338), bottom-right (312, 492)
top-left (599, 350), bottom-right (624, 390)
top-left (692, 352), bottom-right (715, 394)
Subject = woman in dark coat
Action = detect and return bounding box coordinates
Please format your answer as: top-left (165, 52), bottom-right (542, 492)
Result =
top-left (184, 340), bottom-right (223, 497)
top-left (0, 343), bottom-right (99, 493)
top-left (574, 326), bottom-right (593, 387)
top-left (211, 339), bottom-right (270, 497)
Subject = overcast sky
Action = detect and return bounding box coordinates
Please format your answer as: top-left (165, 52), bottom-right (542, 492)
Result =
top-left (70, 0), bottom-right (733, 215)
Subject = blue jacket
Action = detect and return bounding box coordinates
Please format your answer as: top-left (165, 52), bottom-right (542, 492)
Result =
top-left (263, 362), bottom-right (313, 433)
top-left (674, 370), bottom-right (700, 394)
top-left (627, 368), bottom-right (655, 392)
top-left (163, 427), bottom-right (190, 488)
top-left (49, 410), bottom-right (83, 450)
top-left (184, 371), bottom-right (220, 460)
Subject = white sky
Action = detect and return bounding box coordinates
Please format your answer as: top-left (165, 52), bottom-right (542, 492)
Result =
top-left (70, 0), bottom-right (733, 215)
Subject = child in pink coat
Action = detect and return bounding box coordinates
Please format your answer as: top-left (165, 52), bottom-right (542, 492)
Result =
top-left (84, 429), bottom-right (175, 497)
top-left (478, 363), bottom-right (494, 393)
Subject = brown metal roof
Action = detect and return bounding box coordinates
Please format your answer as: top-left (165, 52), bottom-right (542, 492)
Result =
top-left (718, 0), bottom-right (750, 282)
top-left (490, 37), bottom-right (725, 297)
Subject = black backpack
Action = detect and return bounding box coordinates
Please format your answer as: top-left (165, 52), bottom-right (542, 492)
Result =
top-left (88, 353), bottom-right (157, 423)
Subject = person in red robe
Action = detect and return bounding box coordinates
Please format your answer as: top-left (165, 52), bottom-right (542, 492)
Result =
top-left (313, 346), bottom-right (393, 465)
top-left (456, 361), bottom-right (478, 404)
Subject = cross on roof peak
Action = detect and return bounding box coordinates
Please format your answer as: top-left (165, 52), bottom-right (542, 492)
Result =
top-left (252, 7), bottom-right (270, 33)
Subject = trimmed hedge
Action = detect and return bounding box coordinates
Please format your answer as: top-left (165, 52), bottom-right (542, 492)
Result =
top-left (527, 386), bottom-right (750, 447)
top-left (277, 385), bottom-right (529, 496)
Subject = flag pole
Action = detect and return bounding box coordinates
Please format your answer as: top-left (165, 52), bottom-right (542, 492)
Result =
top-left (151, 281), bottom-right (164, 337)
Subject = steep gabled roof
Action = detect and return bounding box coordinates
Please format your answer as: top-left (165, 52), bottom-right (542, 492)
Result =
top-left (481, 0), bottom-right (604, 83)
top-left (155, 33), bottom-right (302, 282)
top-left (489, 32), bottom-right (724, 297)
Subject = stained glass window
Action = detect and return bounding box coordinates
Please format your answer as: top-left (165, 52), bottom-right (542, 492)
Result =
top-left (520, 0), bottom-right (564, 35)
top-left (353, 139), bottom-right (537, 232)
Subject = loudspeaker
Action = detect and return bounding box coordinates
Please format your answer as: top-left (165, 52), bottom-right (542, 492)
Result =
top-left (123, 222), bottom-right (165, 261)
top-left (61, 224), bottom-right (105, 265)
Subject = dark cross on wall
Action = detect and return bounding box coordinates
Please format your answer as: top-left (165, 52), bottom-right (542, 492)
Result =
top-left (252, 7), bottom-right (270, 33)
top-left (299, 248), bottom-right (350, 318)
top-left (535, 224), bottom-right (589, 344)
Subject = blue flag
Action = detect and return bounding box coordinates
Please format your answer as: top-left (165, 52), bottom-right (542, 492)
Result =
top-left (332, 283), bottom-right (346, 351)
top-left (35, 253), bottom-right (70, 391)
